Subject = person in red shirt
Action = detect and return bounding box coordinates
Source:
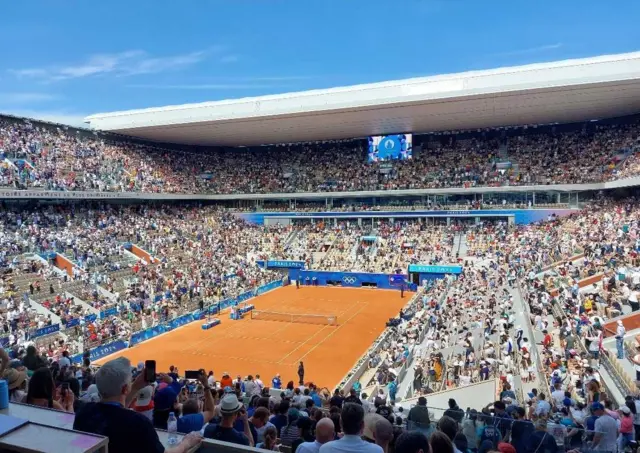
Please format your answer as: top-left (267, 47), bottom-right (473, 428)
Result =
top-left (542, 330), bottom-right (552, 348)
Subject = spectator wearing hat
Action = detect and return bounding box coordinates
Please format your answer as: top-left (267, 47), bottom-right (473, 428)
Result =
top-left (320, 403), bottom-right (383, 453)
top-left (73, 357), bottom-right (202, 453)
top-left (203, 393), bottom-right (253, 446)
top-left (592, 402), bottom-right (617, 453)
top-left (616, 320), bottom-right (627, 359)
top-left (297, 417), bottom-right (335, 453)
top-left (618, 405), bottom-right (634, 451)
top-left (3, 367), bottom-right (27, 402)
top-left (133, 385), bottom-right (155, 421)
top-left (496, 441), bottom-right (516, 453)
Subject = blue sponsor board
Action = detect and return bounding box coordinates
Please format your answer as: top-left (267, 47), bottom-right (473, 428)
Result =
top-left (0, 335), bottom-right (10, 348)
top-left (239, 208), bottom-right (577, 226)
top-left (261, 260), bottom-right (305, 269)
top-left (72, 340), bottom-right (128, 364)
top-left (30, 323), bottom-right (60, 339)
top-left (408, 264), bottom-right (463, 274)
top-left (84, 313), bottom-right (98, 323)
top-left (99, 306), bottom-right (118, 319)
top-left (389, 274), bottom-right (407, 286)
top-left (296, 271), bottom-right (416, 291)
top-left (64, 318), bottom-right (80, 328)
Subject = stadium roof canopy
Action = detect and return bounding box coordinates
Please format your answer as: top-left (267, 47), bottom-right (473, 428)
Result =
top-left (85, 52), bottom-right (640, 147)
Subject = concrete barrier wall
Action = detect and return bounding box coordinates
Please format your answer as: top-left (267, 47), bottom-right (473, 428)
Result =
top-left (53, 254), bottom-right (75, 277)
top-left (130, 244), bottom-right (157, 263)
top-left (549, 273), bottom-right (603, 297)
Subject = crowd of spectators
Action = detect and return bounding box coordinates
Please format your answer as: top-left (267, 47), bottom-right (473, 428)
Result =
top-left (0, 165), bottom-right (639, 452)
top-left (1, 115), bottom-right (639, 195)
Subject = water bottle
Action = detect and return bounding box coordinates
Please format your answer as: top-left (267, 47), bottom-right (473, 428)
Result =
top-left (167, 412), bottom-right (179, 445)
top-left (0, 380), bottom-right (8, 410)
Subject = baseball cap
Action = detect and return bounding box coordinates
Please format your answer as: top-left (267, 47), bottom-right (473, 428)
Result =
top-left (287, 408), bottom-right (300, 423)
top-left (135, 385), bottom-right (154, 407)
top-left (621, 406), bottom-right (631, 415)
top-left (591, 402), bottom-right (604, 412)
top-left (497, 442), bottom-right (516, 453)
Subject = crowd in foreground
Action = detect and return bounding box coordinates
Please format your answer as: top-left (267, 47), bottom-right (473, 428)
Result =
top-left (1, 115), bottom-right (639, 194)
top-left (6, 347), bottom-right (640, 453)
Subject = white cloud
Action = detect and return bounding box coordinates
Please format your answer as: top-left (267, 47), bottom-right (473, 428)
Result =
top-left (122, 50), bottom-right (208, 76)
top-left (0, 92), bottom-right (59, 104)
top-left (491, 43), bottom-right (563, 58)
top-left (9, 49), bottom-right (211, 82)
top-left (2, 109), bottom-right (88, 128)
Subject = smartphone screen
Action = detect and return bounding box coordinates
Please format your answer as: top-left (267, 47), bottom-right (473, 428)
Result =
top-left (185, 370), bottom-right (200, 380)
top-left (144, 360), bottom-right (156, 383)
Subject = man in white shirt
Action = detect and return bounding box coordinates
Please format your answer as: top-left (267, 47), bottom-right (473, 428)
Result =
top-left (297, 418), bottom-right (335, 453)
top-left (616, 320), bottom-right (626, 359)
top-left (550, 382), bottom-right (565, 407)
top-left (59, 351), bottom-right (71, 368)
top-left (254, 374), bottom-right (264, 391)
top-left (592, 403), bottom-right (618, 453)
top-left (320, 404), bottom-right (383, 453)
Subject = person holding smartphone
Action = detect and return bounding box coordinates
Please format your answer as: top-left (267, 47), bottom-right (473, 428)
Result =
top-left (174, 371), bottom-right (216, 433)
top-left (73, 357), bottom-right (202, 453)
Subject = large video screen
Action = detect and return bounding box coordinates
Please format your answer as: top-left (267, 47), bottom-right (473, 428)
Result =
top-left (368, 134), bottom-right (412, 162)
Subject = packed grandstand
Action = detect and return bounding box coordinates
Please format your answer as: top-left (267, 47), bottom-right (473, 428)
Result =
top-left (2, 58), bottom-right (640, 453)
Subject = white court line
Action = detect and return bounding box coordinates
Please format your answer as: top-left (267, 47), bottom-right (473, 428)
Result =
top-left (291, 301), bottom-right (370, 365)
top-left (276, 302), bottom-right (357, 365)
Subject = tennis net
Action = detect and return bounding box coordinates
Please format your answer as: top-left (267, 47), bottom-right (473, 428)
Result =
top-left (250, 310), bottom-right (337, 326)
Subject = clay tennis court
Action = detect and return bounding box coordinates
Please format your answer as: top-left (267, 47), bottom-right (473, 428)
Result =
top-left (95, 286), bottom-right (410, 388)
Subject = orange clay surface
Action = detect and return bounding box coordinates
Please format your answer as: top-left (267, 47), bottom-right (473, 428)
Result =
top-left (95, 286), bottom-right (411, 389)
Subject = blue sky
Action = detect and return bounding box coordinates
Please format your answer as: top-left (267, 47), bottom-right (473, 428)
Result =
top-left (1, 0), bottom-right (639, 126)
